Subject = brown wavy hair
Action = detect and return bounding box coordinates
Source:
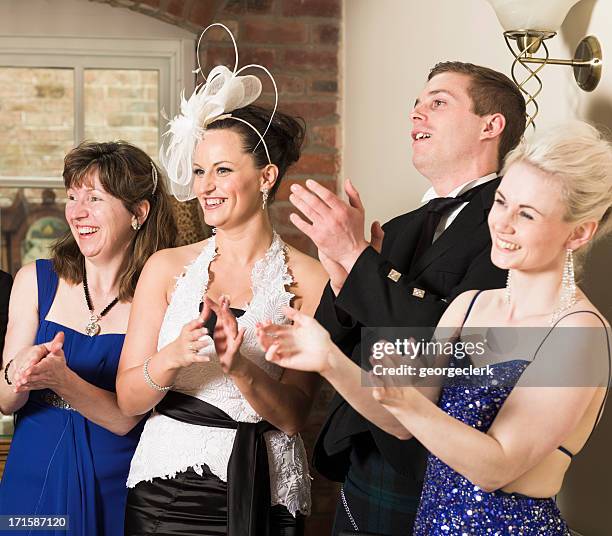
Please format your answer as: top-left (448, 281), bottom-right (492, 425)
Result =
top-left (52, 141), bottom-right (177, 302)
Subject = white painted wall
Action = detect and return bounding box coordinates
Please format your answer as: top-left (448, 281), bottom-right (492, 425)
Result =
top-left (343, 0), bottom-right (610, 225)
top-left (344, 1), bottom-right (610, 534)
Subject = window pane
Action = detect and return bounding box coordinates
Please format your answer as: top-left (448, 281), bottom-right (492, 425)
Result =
top-left (84, 69), bottom-right (159, 158)
top-left (0, 68), bottom-right (74, 177)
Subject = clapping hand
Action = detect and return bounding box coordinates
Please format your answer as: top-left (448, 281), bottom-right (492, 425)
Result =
top-left (317, 250), bottom-right (348, 296)
top-left (291, 178), bottom-right (384, 295)
top-left (322, 219), bottom-right (385, 295)
top-left (289, 179), bottom-right (373, 274)
top-left (12, 332), bottom-right (68, 392)
top-left (368, 342), bottom-right (417, 411)
top-left (256, 306), bottom-right (334, 375)
top-left (205, 296), bottom-right (247, 377)
top-left (370, 220), bottom-right (385, 253)
top-left (169, 301), bottom-right (213, 369)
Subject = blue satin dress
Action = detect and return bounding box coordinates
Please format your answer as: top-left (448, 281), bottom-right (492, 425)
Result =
top-left (0, 259), bottom-right (144, 535)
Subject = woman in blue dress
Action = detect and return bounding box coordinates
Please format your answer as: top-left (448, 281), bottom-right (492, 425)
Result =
top-left (259, 120), bottom-right (612, 535)
top-left (0, 141), bottom-right (176, 535)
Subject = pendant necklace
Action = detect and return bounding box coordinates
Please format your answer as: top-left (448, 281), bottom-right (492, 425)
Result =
top-left (83, 270), bottom-right (119, 336)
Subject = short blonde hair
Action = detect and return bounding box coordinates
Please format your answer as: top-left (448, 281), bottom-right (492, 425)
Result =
top-left (502, 121), bottom-right (612, 256)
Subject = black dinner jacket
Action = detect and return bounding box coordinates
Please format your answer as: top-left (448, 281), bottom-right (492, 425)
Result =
top-left (312, 177), bottom-right (507, 483)
top-left (0, 270), bottom-right (13, 359)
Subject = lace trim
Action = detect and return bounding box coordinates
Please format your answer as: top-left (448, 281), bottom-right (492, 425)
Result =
top-left (130, 231), bottom-right (310, 516)
top-left (161, 232), bottom-right (292, 344)
top-left (170, 237), bottom-right (217, 318)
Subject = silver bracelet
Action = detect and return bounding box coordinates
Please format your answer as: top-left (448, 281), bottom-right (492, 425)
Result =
top-left (143, 356), bottom-right (173, 392)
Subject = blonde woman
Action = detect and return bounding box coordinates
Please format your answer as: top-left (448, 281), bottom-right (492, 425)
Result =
top-left (260, 121), bottom-right (611, 535)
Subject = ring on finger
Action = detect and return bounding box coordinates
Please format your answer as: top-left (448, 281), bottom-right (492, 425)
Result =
top-left (188, 342), bottom-right (196, 353)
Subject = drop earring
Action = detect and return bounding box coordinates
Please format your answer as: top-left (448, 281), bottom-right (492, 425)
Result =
top-left (551, 248), bottom-right (577, 324)
top-left (262, 188), bottom-right (269, 210)
top-left (131, 215), bottom-right (141, 231)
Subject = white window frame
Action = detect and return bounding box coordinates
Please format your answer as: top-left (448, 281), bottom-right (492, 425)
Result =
top-left (0, 35), bottom-right (194, 188)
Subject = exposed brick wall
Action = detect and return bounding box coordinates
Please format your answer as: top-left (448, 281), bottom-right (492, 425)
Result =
top-left (89, 1), bottom-right (342, 533)
top-left (90, 0), bottom-right (341, 259)
top-left (84, 69), bottom-right (159, 158)
top-left (0, 68), bottom-right (74, 177)
top-left (0, 67), bottom-right (158, 180)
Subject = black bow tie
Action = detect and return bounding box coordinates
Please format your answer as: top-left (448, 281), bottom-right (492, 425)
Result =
top-left (411, 182), bottom-right (489, 265)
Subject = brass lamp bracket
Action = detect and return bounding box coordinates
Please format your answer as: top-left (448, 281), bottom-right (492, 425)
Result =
top-left (505, 32), bottom-right (602, 91)
top-left (503, 31), bottom-right (602, 129)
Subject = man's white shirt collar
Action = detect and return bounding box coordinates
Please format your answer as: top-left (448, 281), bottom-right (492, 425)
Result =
top-left (421, 172), bottom-right (498, 204)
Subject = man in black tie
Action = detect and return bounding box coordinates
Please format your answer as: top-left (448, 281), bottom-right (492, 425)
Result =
top-left (0, 270), bottom-right (12, 359)
top-left (286, 62), bottom-right (526, 535)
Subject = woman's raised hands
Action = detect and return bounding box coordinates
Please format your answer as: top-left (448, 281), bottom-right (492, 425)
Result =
top-left (256, 306), bottom-right (334, 374)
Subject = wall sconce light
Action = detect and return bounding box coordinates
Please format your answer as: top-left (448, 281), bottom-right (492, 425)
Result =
top-left (486, 0), bottom-right (603, 128)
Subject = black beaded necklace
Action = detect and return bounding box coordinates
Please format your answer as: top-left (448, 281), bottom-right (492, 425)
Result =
top-left (83, 269), bottom-right (119, 337)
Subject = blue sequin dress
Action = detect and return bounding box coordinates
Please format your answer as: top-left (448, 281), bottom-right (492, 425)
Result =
top-left (413, 288), bottom-right (576, 536)
top-left (0, 260), bottom-right (145, 535)
top-left (413, 358), bottom-right (570, 535)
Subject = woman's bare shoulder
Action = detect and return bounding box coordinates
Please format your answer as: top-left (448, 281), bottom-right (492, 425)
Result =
top-left (557, 293), bottom-right (610, 329)
top-left (144, 239), bottom-right (210, 275)
top-left (9, 262), bottom-right (38, 304)
top-left (134, 240), bottom-right (211, 303)
top-left (283, 245), bottom-right (328, 315)
top-left (13, 261), bottom-right (37, 283)
top-left (284, 244), bottom-right (328, 288)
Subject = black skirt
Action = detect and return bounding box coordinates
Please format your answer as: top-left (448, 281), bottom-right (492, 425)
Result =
top-left (125, 464), bottom-right (304, 536)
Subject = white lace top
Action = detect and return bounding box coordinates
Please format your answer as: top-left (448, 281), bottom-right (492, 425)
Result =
top-left (127, 232), bottom-right (311, 517)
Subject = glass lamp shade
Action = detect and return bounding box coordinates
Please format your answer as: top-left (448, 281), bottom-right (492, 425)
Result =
top-left (485, 0), bottom-right (581, 32)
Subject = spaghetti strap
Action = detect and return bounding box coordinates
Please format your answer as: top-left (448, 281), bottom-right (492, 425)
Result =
top-left (579, 312), bottom-right (611, 447)
top-left (461, 290), bottom-right (484, 327)
top-left (35, 259), bottom-right (59, 323)
top-left (535, 310), bottom-right (611, 454)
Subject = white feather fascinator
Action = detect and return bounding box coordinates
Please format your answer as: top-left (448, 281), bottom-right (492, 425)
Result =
top-left (159, 23), bottom-right (278, 201)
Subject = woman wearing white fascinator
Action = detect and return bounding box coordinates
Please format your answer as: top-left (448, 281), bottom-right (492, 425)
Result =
top-left (116, 23), bottom-right (328, 536)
